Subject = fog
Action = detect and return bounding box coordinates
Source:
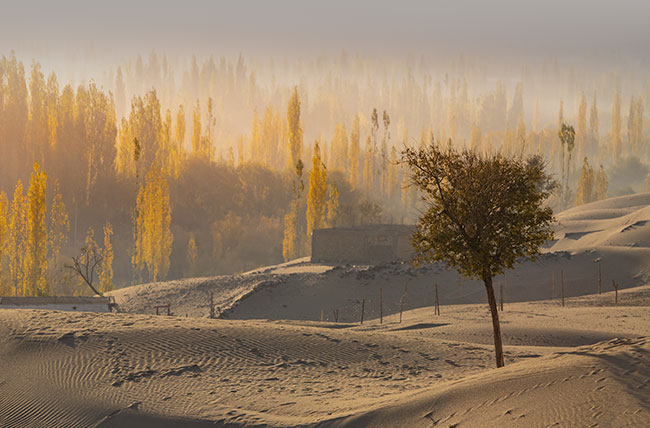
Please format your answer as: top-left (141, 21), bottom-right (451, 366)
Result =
top-left (1, 1), bottom-right (649, 294)
top-left (4, 1), bottom-right (650, 59)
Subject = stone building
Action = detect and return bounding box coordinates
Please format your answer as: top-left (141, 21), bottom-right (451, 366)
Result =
top-left (311, 224), bottom-right (415, 264)
top-left (0, 296), bottom-right (116, 313)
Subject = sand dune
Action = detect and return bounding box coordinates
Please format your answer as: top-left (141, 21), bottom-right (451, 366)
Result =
top-left (3, 194), bottom-right (650, 426)
top-left (1, 288), bottom-right (649, 427)
top-left (324, 336), bottom-right (650, 428)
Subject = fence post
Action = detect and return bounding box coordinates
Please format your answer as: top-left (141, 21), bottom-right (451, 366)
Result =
top-left (379, 288), bottom-right (383, 324)
top-left (208, 291), bottom-right (215, 318)
top-left (360, 299), bottom-right (365, 325)
top-left (560, 269), bottom-right (564, 306)
top-left (434, 284), bottom-right (440, 316)
top-left (612, 280), bottom-right (618, 305)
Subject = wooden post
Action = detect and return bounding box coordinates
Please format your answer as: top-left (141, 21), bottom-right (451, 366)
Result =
top-left (434, 284), bottom-right (440, 316)
top-left (208, 291), bottom-right (215, 318)
top-left (612, 280), bottom-right (618, 305)
top-left (560, 269), bottom-right (564, 306)
top-left (333, 309), bottom-right (339, 323)
top-left (399, 282), bottom-right (408, 323)
top-left (320, 309), bottom-right (324, 322)
top-left (360, 299), bottom-right (365, 325)
top-left (499, 281), bottom-right (504, 312)
top-left (379, 288), bottom-right (383, 324)
top-left (598, 262), bottom-right (602, 295)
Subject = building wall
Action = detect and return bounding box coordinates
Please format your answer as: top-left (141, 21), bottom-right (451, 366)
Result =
top-left (0, 304), bottom-right (111, 312)
top-left (312, 225), bottom-right (416, 264)
top-left (0, 297), bottom-right (113, 313)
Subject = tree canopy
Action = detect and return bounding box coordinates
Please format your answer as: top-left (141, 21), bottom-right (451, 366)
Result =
top-left (402, 143), bottom-right (555, 367)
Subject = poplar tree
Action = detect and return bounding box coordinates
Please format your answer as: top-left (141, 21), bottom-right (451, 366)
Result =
top-left (611, 90), bottom-right (621, 163)
top-left (175, 104), bottom-right (186, 149)
top-left (99, 222), bottom-right (114, 293)
top-left (348, 116), bottom-right (361, 188)
top-left (590, 92), bottom-right (599, 156)
top-left (558, 123), bottom-right (575, 206)
top-left (8, 181), bottom-right (26, 295)
top-left (595, 165), bottom-right (608, 201)
top-left (48, 179), bottom-right (69, 287)
top-left (576, 94), bottom-right (587, 159)
top-left (628, 96), bottom-right (644, 155)
top-left (27, 61), bottom-right (48, 164)
top-left (186, 233), bottom-right (198, 276)
top-left (0, 192), bottom-right (8, 294)
top-left (250, 109), bottom-right (262, 163)
top-left (330, 123), bottom-right (348, 173)
top-left (46, 73), bottom-right (59, 152)
top-left (387, 147), bottom-right (400, 200)
top-left (25, 162), bottom-right (48, 296)
top-left (306, 142), bottom-right (328, 239)
top-left (191, 100), bottom-right (203, 159)
top-left (557, 100), bottom-right (565, 182)
top-left (283, 88), bottom-right (305, 261)
top-left (470, 124), bottom-right (482, 152)
top-left (326, 183), bottom-right (340, 227)
top-left (380, 111), bottom-right (391, 194)
top-left (516, 117), bottom-right (526, 157)
top-left (134, 167), bottom-right (173, 282)
top-left (282, 206), bottom-right (299, 261)
top-left (287, 87), bottom-right (303, 170)
top-left (575, 157), bottom-right (595, 206)
top-left (363, 135), bottom-right (374, 194)
top-left (262, 104), bottom-right (279, 167)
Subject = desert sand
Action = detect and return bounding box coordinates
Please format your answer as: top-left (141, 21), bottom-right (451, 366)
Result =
top-left (1, 194), bottom-right (650, 427)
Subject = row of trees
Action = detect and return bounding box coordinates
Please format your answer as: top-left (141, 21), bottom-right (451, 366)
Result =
top-left (1, 52), bottom-right (648, 292)
top-left (0, 163), bottom-right (115, 296)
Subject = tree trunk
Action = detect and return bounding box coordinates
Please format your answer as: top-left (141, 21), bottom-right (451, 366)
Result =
top-left (484, 274), bottom-right (505, 368)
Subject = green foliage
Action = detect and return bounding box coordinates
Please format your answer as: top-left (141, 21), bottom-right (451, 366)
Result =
top-left (402, 144), bottom-right (555, 280)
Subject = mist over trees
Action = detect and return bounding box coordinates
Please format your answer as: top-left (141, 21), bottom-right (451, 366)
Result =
top-left (0, 50), bottom-right (649, 294)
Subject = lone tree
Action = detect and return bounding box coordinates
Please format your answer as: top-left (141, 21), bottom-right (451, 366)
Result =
top-left (66, 228), bottom-right (104, 296)
top-left (402, 144), bottom-right (555, 367)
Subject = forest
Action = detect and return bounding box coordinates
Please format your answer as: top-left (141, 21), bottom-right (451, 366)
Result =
top-left (0, 51), bottom-right (648, 295)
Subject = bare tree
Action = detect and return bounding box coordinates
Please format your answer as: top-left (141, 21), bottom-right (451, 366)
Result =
top-left (402, 144), bottom-right (555, 367)
top-left (66, 245), bottom-right (103, 296)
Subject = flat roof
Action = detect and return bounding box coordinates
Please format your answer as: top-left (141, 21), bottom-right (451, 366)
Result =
top-left (314, 224), bottom-right (415, 234)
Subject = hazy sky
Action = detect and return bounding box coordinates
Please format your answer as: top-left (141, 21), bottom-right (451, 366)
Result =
top-left (2, 0), bottom-right (649, 60)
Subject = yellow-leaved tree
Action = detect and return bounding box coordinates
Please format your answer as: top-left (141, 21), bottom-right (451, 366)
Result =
top-left (348, 115), bottom-right (360, 188)
top-left (8, 181), bottom-right (26, 296)
top-left (326, 183), bottom-right (340, 227)
top-left (99, 222), bottom-right (114, 293)
top-left (330, 123), bottom-right (348, 174)
top-left (25, 162), bottom-right (48, 296)
top-left (611, 89), bottom-right (621, 164)
top-left (575, 157), bottom-right (594, 206)
top-left (48, 179), bottom-right (70, 292)
top-left (287, 87), bottom-right (303, 170)
top-left (134, 167), bottom-right (173, 282)
top-left (282, 87), bottom-right (305, 261)
top-left (306, 142), bottom-right (328, 240)
top-left (595, 165), bottom-right (608, 201)
top-left (0, 192), bottom-right (8, 294)
top-left (186, 233), bottom-right (198, 276)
